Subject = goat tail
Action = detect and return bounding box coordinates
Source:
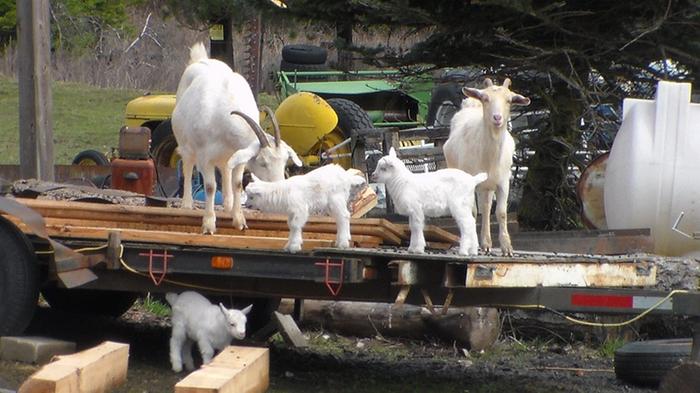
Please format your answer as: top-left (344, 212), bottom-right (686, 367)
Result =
top-left (189, 42), bottom-right (208, 64)
top-left (165, 292), bottom-right (179, 306)
top-left (473, 172), bottom-right (488, 185)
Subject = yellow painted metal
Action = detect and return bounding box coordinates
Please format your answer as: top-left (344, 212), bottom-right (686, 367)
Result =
top-left (465, 262), bottom-right (656, 288)
top-left (274, 92), bottom-right (338, 155)
top-left (124, 94), bottom-right (176, 127)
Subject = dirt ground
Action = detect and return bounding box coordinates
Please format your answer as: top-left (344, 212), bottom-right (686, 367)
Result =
top-left (0, 304), bottom-right (656, 393)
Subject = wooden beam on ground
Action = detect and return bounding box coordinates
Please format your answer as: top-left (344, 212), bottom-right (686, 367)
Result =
top-left (273, 311), bottom-right (308, 348)
top-left (18, 341), bottom-right (128, 393)
top-left (174, 346), bottom-right (269, 393)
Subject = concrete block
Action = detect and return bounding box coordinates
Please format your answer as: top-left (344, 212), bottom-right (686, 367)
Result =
top-left (0, 336), bottom-right (76, 364)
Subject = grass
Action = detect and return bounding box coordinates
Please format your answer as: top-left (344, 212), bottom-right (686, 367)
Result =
top-left (0, 76), bottom-right (144, 164)
top-left (598, 337), bottom-right (626, 358)
top-left (138, 293), bottom-right (171, 317)
top-left (0, 76), bottom-right (280, 165)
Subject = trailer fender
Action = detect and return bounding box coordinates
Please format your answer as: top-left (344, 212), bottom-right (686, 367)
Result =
top-left (0, 196), bottom-right (98, 287)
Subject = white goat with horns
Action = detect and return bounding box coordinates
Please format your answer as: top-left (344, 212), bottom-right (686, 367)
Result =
top-left (443, 77), bottom-right (530, 256)
top-left (172, 42), bottom-right (302, 234)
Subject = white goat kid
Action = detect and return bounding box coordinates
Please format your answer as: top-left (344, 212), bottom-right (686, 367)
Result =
top-left (172, 42), bottom-right (302, 234)
top-left (166, 291), bottom-right (252, 373)
top-left (244, 164), bottom-right (366, 253)
top-left (372, 148), bottom-right (487, 255)
top-left (443, 78), bottom-right (530, 256)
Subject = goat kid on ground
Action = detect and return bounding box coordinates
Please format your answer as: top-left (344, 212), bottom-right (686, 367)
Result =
top-left (172, 42), bottom-right (302, 234)
top-left (443, 77), bottom-right (530, 256)
top-left (244, 164), bottom-right (366, 253)
top-left (166, 291), bottom-right (252, 373)
top-left (372, 148), bottom-right (487, 255)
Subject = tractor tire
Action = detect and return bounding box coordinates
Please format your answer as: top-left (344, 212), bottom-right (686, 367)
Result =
top-left (151, 120), bottom-right (179, 168)
top-left (42, 288), bottom-right (138, 318)
top-left (326, 98), bottom-right (374, 138)
top-left (282, 44), bottom-right (327, 65)
top-left (0, 217), bottom-right (39, 336)
top-left (426, 84), bottom-right (464, 127)
top-left (280, 59), bottom-right (329, 73)
top-left (614, 338), bottom-right (691, 386)
top-left (72, 149), bottom-right (110, 166)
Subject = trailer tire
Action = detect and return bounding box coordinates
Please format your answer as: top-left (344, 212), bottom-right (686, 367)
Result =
top-left (614, 338), bottom-right (691, 386)
top-left (42, 288), bottom-right (138, 318)
top-left (0, 218), bottom-right (39, 336)
top-left (72, 149), bottom-right (110, 166)
top-left (282, 44), bottom-right (327, 65)
top-left (426, 84), bottom-right (464, 127)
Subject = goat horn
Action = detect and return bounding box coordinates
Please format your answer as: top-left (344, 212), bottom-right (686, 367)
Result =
top-left (230, 110), bottom-right (270, 148)
top-left (260, 106), bottom-right (281, 147)
top-left (483, 78), bottom-right (494, 87)
top-left (503, 78), bottom-right (511, 89)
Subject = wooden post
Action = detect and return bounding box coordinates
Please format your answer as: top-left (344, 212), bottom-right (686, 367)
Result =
top-left (17, 0), bottom-right (54, 181)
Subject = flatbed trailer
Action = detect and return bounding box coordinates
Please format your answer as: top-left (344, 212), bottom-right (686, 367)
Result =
top-left (2, 194), bottom-right (700, 382)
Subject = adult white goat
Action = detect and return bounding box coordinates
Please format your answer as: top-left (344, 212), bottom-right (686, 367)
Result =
top-left (372, 148), bottom-right (487, 255)
top-left (443, 78), bottom-right (530, 256)
top-left (172, 42), bottom-right (302, 234)
top-left (166, 291), bottom-right (252, 373)
top-left (244, 164), bottom-right (366, 253)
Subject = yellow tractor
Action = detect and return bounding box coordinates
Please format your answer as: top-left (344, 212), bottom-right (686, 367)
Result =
top-left (124, 91), bottom-right (360, 171)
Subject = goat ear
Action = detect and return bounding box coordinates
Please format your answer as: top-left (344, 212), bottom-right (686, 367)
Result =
top-left (389, 147), bottom-right (397, 157)
top-left (462, 87), bottom-right (489, 103)
top-left (228, 144), bottom-right (259, 169)
top-left (287, 146), bottom-right (303, 167)
top-left (218, 302), bottom-right (229, 316)
top-left (511, 94), bottom-right (531, 106)
top-left (241, 304), bottom-right (253, 315)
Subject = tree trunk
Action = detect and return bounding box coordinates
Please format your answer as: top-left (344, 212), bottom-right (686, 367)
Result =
top-left (279, 299), bottom-right (500, 351)
top-left (518, 79), bottom-right (584, 230)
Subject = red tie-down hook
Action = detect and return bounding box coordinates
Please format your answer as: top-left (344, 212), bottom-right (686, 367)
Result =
top-left (315, 258), bottom-right (345, 296)
top-left (139, 249), bottom-right (174, 286)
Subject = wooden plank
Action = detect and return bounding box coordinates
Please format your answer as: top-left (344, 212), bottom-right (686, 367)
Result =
top-left (396, 224), bottom-right (459, 245)
top-left (272, 311), bottom-right (308, 348)
top-left (350, 186), bottom-right (378, 218)
top-left (175, 346), bottom-right (269, 393)
top-left (18, 341), bottom-right (128, 393)
top-left (14, 198), bottom-right (402, 245)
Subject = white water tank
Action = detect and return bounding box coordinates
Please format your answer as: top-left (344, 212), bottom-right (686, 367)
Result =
top-left (604, 80), bottom-right (700, 257)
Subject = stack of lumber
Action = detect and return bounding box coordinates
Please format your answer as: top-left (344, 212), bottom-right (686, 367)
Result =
top-left (5, 197), bottom-right (458, 251)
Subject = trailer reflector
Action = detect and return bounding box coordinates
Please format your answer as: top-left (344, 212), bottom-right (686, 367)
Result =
top-left (211, 256), bottom-right (234, 270)
top-left (571, 294), bottom-right (673, 311)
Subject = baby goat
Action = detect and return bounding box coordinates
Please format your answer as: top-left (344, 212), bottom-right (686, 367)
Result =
top-left (166, 291), bottom-right (252, 373)
top-left (372, 148), bottom-right (487, 255)
top-left (244, 164), bottom-right (366, 253)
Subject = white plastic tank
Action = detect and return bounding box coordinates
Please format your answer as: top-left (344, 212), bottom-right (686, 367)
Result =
top-left (604, 80), bottom-right (700, 257)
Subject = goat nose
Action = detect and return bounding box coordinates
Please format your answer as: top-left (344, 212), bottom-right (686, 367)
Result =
top-left (493, 114), bottom-right (503, 122)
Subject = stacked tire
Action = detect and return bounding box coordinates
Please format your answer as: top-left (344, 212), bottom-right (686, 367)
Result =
top-left (280, 44), bottom-right (328, 73)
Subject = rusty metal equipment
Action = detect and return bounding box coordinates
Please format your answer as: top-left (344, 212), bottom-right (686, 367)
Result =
top-left (111, 126), bottom-right (156, 195)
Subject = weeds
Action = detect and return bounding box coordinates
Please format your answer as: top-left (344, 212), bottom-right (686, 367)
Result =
top-left (598, 337), bottom-right (625, 358)
top-left (139, 293), bottom-right (170, 317)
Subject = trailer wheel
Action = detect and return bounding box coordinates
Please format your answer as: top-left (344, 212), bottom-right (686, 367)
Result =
top-left (614, 338), bottom-right (691, 386)
top-left (0, 218), bottom-right (39, 336)
top-left (280, 59), bottom-right (329, 73)
top-left (42, 288), bottom-right (138, 318)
